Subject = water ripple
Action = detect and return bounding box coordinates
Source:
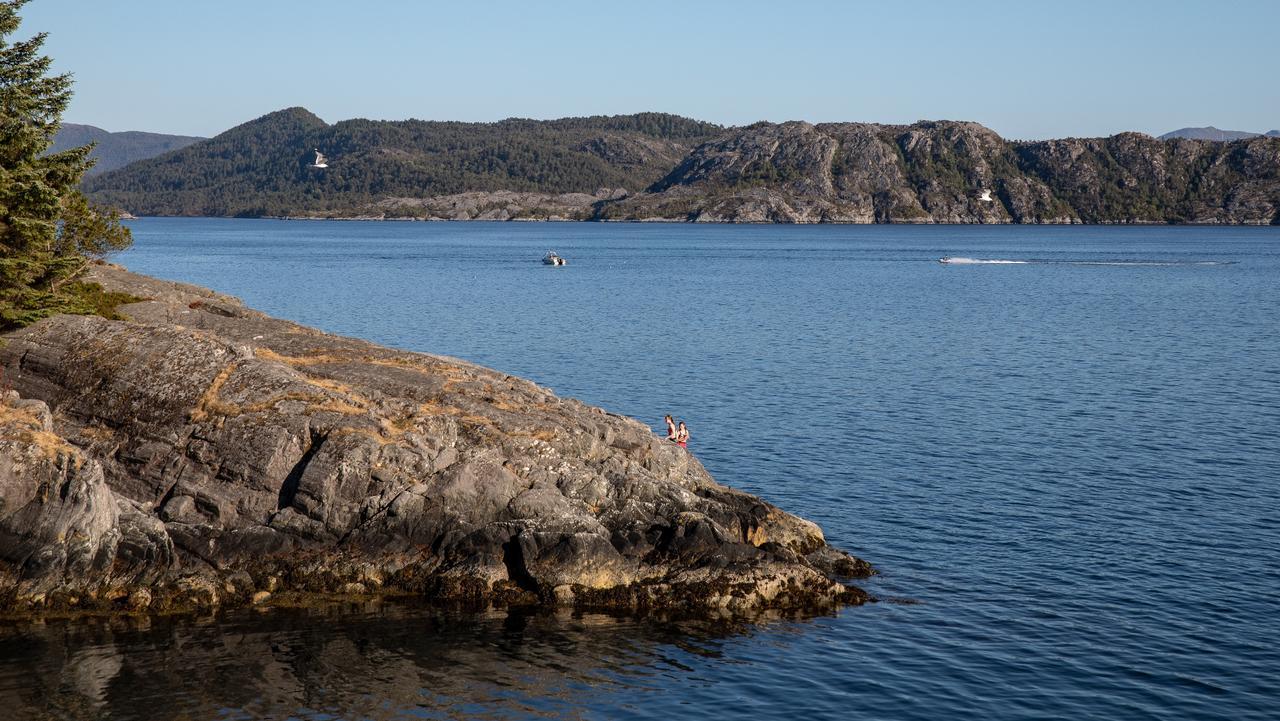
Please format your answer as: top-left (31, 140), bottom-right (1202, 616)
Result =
top-left (2, 222), bottom-right (1277, 720)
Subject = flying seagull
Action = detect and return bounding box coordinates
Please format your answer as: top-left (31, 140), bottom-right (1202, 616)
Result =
top-left (309, 150), bottom-right (329, 169)
top-left (977, 189), bottom-right (993, 202)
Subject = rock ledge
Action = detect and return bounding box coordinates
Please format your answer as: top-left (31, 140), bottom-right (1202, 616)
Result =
top-left (0, 265), bottom-right (871, 618)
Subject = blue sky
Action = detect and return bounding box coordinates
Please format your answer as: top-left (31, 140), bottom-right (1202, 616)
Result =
top-left (21, 0), bottom-right (1280, 139)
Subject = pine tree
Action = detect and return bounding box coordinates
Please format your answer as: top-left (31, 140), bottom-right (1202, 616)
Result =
top-left (0, 0), bottom-right (131, 330)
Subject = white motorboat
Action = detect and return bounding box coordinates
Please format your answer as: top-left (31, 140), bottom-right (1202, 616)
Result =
top-left (542, 251), bottom-right (566, 266)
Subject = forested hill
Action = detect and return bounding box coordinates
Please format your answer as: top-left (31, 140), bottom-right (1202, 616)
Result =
top-left (51, 123), bottom-right (205, 175)
top-left (83, 108), bottom-right (723, 216)
top-left (84, 109), bottom-right (1280, 224)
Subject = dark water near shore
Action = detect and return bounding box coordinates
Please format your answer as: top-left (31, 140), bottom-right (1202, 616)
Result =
top-left (4, 219), bottom-right (1279, 719)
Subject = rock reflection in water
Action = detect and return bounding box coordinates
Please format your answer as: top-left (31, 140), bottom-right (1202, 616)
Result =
top-left (0, 601), bottom-right (814, 720)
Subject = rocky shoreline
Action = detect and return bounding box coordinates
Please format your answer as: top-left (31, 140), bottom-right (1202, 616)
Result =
top-left (0, 265), bottom-right (873, 620)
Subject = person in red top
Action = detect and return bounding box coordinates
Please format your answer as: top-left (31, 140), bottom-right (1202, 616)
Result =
top-left (674, 421), bottom-right (689, 448)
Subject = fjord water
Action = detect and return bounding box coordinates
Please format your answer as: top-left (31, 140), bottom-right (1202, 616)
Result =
top-left (5, 220), bottom-right (1278, 720)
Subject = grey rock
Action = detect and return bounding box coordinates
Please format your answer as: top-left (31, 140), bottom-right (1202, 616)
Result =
top-left (597, 121), bottom-right (1280, 225)
top-left (0, 265), bottom-right (872, 617)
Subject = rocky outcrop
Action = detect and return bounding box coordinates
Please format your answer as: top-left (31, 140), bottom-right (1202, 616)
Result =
top-left (0, 265), bottom-right (871, 618)
top-left (0, 391), bottom-right (169, 608)
top-left (596, 121), bottom-right (1280, 224)
top-left (1016, 132), bottom-right (1280, 223)
top-left (597, 120), bottom-right (1070, 223)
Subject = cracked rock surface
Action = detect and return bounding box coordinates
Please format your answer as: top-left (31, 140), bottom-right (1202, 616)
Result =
top-left (1, 264), bottom-right (871, 617)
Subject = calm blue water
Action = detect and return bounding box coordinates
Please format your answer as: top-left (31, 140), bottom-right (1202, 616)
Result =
top-left (4, 219), bottom-right (1278, 720)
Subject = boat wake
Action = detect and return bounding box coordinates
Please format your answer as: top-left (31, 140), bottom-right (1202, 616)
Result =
top-left (939, 257), bottom-right (1028, 265)
top-left (1062, 260), bottom-right (1232, 267)
top-left (939, 257), bottom-right (1233, 267)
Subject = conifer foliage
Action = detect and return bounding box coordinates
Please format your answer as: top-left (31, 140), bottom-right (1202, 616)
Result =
top-left (0, 0), bottom-right (131, 330)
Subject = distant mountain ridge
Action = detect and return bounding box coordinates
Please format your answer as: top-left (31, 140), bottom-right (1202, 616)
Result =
top-left (83, 108), bottom-right (1280, 224)
top-left (52, 123), bottom-right (205, 175)
top-left (84, 108), bottom-right (721, 216)
top-left (1159, 126), bottom-right (1280, 141)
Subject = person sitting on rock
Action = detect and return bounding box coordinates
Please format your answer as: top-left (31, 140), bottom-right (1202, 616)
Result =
top-left (664, 414), bottom-right (677, 441)
top-left (674, 421), bottom-right (689, 448)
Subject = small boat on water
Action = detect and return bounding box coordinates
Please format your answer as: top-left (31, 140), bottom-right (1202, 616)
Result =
top-left (542, 251), bottom-right (567, 266)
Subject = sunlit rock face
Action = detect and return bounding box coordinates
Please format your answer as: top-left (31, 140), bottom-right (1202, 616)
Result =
top-left (600, 121), bottom-right (1280, 225)
top-left (1, 265), bottom-right (871, 617)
